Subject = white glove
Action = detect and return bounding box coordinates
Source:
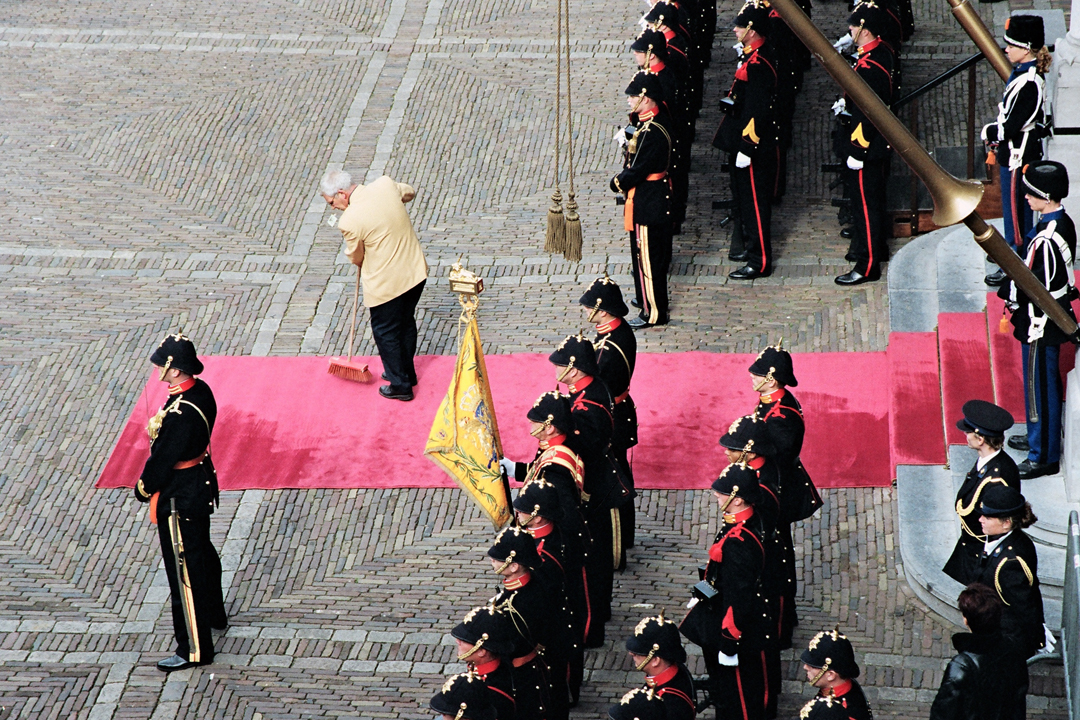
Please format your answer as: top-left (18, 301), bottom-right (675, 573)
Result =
top-left (980, 124), bottom-right (989, 142)
top-left (1028, 315), bottom-right (1048, 344)
top-left (499, 457), bottom-right (517, 478)
top-left (685, 597), bottom-right (699, 610)
top-left (847, 156), bottom-right (864, 171)
top-left (1041, 624), bottom-right (1057, 654)
top-left (717, 651), bottom-right (739, 666)
top-left (732, 42), bottom-right (744, 55)
top-left (735, 152), bottom-right (752, 169)
top-left (831, 98), bottom-right (847, 116)
top-left (833, 34), bottom-right (854, 51)
top-left (1009, 147), bottom-right (1023, 170)
top-left (614, 128), bottom-right (628, 147)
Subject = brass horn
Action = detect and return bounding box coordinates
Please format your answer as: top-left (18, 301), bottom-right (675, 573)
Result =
top-left (946, 0), bottom-right (1011, 82)
top-left (767, 0), bottom-right (1080, 341)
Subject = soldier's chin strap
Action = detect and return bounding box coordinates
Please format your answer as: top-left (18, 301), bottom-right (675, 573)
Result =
top-left (718, 487), bottom-right (739, 514)
top-left (493, 551), bottom-right (517, 575)
top-left (557, 360), bottom-right (576, 383)
top-left (809, 659), bottom-right (831, 687)
top-left (530, 415), bottom-right (554, 439)
top-left (751, 372), bottom-right (772, 393)
top-left (587, 300), bottom-right (602, 323)
top-left (454, 703), bottom-right (468, 720)
top-left (158, 355), bottom-right (174, 382)
top-left (457, 633), bottom-right (489, 661)
top-left (635, 643), bottom-right (660, 671)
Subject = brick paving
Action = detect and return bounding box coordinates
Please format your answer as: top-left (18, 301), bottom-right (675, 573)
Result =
top-left (0, 0), bottom-right (1072, 717)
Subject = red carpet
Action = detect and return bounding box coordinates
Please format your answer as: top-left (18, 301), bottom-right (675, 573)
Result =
top-left (938, 313), bottom-right (995, 445)
top-left (887, 332), bottom-right (946, 469)
top-left (97, 352), bottom-right (892, 492)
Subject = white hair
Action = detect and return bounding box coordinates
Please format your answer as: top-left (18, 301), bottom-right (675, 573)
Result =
top-left (320, 170), bottom-right (353, 197)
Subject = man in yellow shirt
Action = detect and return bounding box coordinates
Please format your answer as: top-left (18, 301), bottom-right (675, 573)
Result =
top-left (321, 171), bottom-right (429, 401)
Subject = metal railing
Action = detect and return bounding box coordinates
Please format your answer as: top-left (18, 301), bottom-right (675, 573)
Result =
top-left (1065, 510), bottom-right (1080, 719)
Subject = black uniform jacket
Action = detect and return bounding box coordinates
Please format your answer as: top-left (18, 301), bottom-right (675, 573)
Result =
top-left (846, 37), bottom-right (894, 161)
top-left (701, 508), bottom-right (766, 656)
top-left (514, 440), bottom-right (589, 563)
top-left (972, 530), bottom-right (1045, 656)
top-left (985, 61), bottom-right (1045, 167)
top-left (647, 662), bottom-right (697, 720)
top-left (750, 459), bottom-right (784, 607)
top-left (493, 572), bottom-right (568, 658)
top-left (612, 107), bottom-right (673, 227)
top-left (1000, 210), bottom-right (1078, 346)
top-left (565, 376), bottom-right (631, 510)
top-left (824, 680), bottom-right (874, 720)
top-left (929, 631), bottom-right (1028, 720)
top-left (473, 658), bottom-right (517, 720)
top-left (715, 38), bottom-right (777, 158)
top-left (137, 379), bottom-right (219, 518)
top-left (595, 318), bottom-right (638, 451)
top-left (756, 388), bottom-right (819, 522)
top-left (942, 451), bottom-right (1020, 584)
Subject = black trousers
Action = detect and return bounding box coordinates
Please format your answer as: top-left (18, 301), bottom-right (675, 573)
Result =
top-left (702, 644), bottom-right (768, 720)
top-left (847, 161), bottom-right (888, 277)
top-left (730, 151), bottom-right (777, 274)
top-left (614, 447), bottom-right (635, 564)
top-left (368, 279), bottom-right (425, 391)
top-left (778, 522), bottom-right (798, 648)
top-left (157, 513), bottom-right (225, 663)
top-left (630, 221), bottom-right (672, 325)
top-left (583, 507), bottom-right (617, 644)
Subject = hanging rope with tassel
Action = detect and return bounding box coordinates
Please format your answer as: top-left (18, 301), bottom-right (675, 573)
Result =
top-left (561, 0), bottom-right (582, 261)
top-left (545, 0), bottom-right (566, 255)
top-left (545, 0), bottom-right (583, 261)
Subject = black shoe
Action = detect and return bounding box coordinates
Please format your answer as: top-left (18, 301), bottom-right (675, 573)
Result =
top-left (380, 372), bottom-right (417, 386)
top-left (378, 385), bottom-right (414, 402)
top-left (729, 265), bottom-right (769, 280)
top-left (1008, 435), bottom-right (1030, 451)
top-left (1018, 459), bottom-right (1059, 479)
top-left (728, 250), bottom-right (749, 262)
top-left (630, 298), bottom-right (641, 309)
top-left (985, 269), bottom-right (1007, 287)
top-left (835, 269), bottom-right (880, 286)
top-left (628, 316), bottom-right (655, 330)
top-left (157, 655), bottom-right (205, 673)
top-left (840, 227), bottom-right (854, 239)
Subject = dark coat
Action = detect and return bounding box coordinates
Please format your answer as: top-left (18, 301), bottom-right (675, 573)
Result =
top-left (715, 40), bottom-right (778, 158)
top-left (972, 530), bottom-right (1045, 657)
top-left (929, 631), bottom-right (1027, 720)
top-left (650, 663), bottom-right (697, 720)
top-left (565, 376), bottom-right (630, 510)
top-left (612, 109), bottom-right (674, 226)
top-left (845, 38), bottom-right (894, 162)
top-left (943, 452), bottom-right (1020, 584)
top-left (700, 511), bottom-right (766, 656)
top-left (999, 210), bottom-right (1078, 346)
top-left (595, 319), bottom-right (638, 451)
top-left (755, 389), bottom-right (819, 522)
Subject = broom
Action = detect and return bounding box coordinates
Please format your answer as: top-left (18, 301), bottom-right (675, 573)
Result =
top-left (328, 266), bottom-right (373, 383)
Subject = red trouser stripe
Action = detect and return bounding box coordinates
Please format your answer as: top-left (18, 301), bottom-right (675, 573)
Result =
top-left (1011, 169), bottom-right (1021, 250)
top-left (858, 168), bottom-right (873, 267)
top-left (761, 650), bottom-right (769, 710)
top-left (581, 567), bottom-right (592, 640)
top-left (736, 664), bottom-right (750, 720)
top-left (748, 163), bottom-right (767, 273)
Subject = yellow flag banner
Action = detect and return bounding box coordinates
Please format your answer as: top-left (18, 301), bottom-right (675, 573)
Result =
top-left (424, 313), bottom-right (511, 529)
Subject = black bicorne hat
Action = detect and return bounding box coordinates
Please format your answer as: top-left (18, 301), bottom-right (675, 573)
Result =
top-left (749, 343), bottom-right (798, 387)
top-left (430, 671), bottom-right (497, 720)
top-left (735, 0), bottom-right (773, 34)
top-left (625, 610), bottom-right (687, 664)
top-left (580, 275), bottom-right (630, 319)
top-left (1004, 14), bottom-right (1045, 50)
top-left (624, 70), bottom-right (666, 103)
top-left (631, 28), bottom-right (669, 60)
top-left (149, 331), bottom-right (205, 376)
top-left (955, 399), bottom-right (1014, 438)
top-left (711, 462), bottom-right (763, 506)
top-left (719, 415), bottom-right (776, 457)
top-left (979, 484), bottom-right (1026, 518)
top-left (608, 688), bottom-right (666, 720)
top-left (847, 2), bottom-right (889, 37)
top-left (527, 391), bottom-right (575, 435)
top-left (487, 525), bottom-right (542, 571)
top-left (1024, 160), bottom-right (1069, 202)
top-left (451, 604), bottom-right (518, 659)
top-left (549, 334), bottom-right (601, 377)
top-left (513, 478), bottom-right (563, 524)
top-left (800, 627), bottom-right (861, 679)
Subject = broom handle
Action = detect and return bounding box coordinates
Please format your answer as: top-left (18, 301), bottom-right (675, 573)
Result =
top-left (347, 266), bottom-right (360, 363)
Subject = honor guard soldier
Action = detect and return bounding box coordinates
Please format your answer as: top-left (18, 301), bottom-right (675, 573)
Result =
top-left (452, 605), bottom-right (520, 720)
top-left (550, 334), bottom-right (631, 646)
top-left (633, 29), bottom-right (679, 118)
top-left (834, 3), bottom-right (894, 286)
top-left (613, 71), bottom-right (674, 329)
top-left (626, 612), bottom-right (697, 720)
top-left (431, 671), bottom-right (498, 720)
top-left (580, 276), bottom-right (639, 562)
top-left (135, 332), bottom-right (227, 672)
top-left (999, 161), bottom-right (1077, 479)
top-left (799, 628), bottom-right (872, 720)
top-left (714, 0), bottom-right (778, 280)
top-left (943, 400), bottom-right (1019, 585)
top-left (488, 526), bottom-right (558, 719)
top-left (609, 687), bottom-right (667, 720)
top-left (983, 15), bottom-right (1050, 285)
top-left (680, 464), bottom-right (768, 720)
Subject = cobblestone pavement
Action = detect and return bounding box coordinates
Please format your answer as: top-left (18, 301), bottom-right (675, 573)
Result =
top-left (0, 0), bottom-right (1072, 716)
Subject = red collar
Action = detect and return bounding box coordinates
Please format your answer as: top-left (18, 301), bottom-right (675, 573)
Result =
top-left (649, 59), bottom-right (666, 72)
top-left (503, 572), bottom-right (531, 590)
top-left (474, 658), bottom-right (501, 676)
top-left (529, 522), bottom-right (554, 539)
top-left (857, 37), bottom-right (882, 56)
top-left (568, 375), bottom-right (594, 393)
top-left (743, 37), bottom-right (765, 54)
top-left (168, 378), bottom-right (196, 395)
top-left (596, 318), bottom-right (623, 334)
top-left (828, 680), bottom-right (853, 698)
top-left (638, 107), bottom-right (658, 122)
top-left (539, 434), bottom-right (567, 450)
top-left (758, 388), bottom-right (786, 403)
top-left (723, 506), bottom-right (755, 524)
top-left (647, 664), bottom-right (679, 687)
top-left (747, 456), bottom-right (765, 470)
top-left (662, 29), bottom-right (675, 40)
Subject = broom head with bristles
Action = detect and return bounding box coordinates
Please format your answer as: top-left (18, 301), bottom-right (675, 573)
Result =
top-left (563, 192), bottom-right (582, 262)
top-left (327, 357), bottom-right (373, 383)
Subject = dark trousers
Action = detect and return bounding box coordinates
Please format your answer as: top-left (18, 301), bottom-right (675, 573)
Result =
top-left (730, 152), bottom-right (777, 274)
top-left (583, 507), bottom-right (616, 644)
top-left (1001, 164), bottom-right (1035, 252)
top-left (615, 447), bottom-right (635, 564)
top-left (778, 522), bottom-right (798, 648)
top-left (847, 160), bottom-right (888, 277)
top-left (368, 279), bottom-right (425, 391)
top-left (157, 513), bottom-right (225, 663)
top-left (702, 644), bottom-right (768, 720)
top-left (1021, 341), bottom-right (1062, 464)
top-left (630, 222), bottom-right (672, 325)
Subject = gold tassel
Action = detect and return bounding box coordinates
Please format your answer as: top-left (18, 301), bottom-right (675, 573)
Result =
top-left (546, 189), bottom-right (566, 254)
top-left (563, 192), bottom-right (582, 262)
